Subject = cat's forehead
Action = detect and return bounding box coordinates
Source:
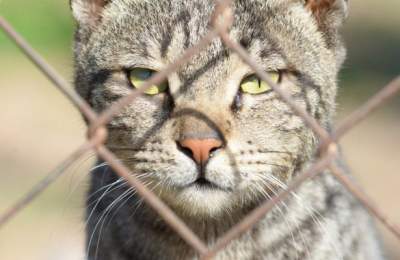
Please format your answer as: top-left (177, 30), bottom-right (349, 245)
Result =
top-left (88, 0), bottom-right (333, 90)
top-left (102, 0), bottom-right (286, 42)
top-left (95, 0), bottom-right (306, 62)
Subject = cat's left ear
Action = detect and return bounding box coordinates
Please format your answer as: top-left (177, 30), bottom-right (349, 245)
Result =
top-left (305, 0), bottom-right (349, 31)
top-left (70, 0), bottom-right (111, 28)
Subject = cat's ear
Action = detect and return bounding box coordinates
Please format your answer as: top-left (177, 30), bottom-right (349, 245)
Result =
top-left (304, 0), bottom-right (348, 51)
top-left (70, 0), bottom-right (111, 28)
top-left (305, 0), bottom-right (349, 66)
top-left (305, 0), bottom-right (348, 29)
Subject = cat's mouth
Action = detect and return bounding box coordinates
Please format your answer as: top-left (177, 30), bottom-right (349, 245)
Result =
top-left (189, 177), bottom-right (230, 192)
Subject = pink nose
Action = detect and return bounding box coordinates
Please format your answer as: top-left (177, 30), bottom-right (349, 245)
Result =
top-left (178, 138), bottom-right (223, 165)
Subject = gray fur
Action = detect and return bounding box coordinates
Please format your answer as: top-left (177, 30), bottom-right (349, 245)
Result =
top-left (71, 0), bottom-right (384, 259)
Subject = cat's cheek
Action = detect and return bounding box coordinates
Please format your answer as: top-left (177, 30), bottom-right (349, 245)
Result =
top-left (205, 157), bottom-right (237, 190)
top-left (105, 97), bottom-right (169, 132)
top-left (160, 154), bottom-right (199, 187)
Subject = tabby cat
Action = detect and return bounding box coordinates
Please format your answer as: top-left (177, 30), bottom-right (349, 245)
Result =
top-left (71, 0), bottom-right (384, 259)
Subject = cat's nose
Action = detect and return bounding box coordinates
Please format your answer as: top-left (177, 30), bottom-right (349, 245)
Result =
top-left (178, 138), bottom-right (223, 165)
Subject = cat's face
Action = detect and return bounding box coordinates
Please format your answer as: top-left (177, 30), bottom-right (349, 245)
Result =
top-left (73, 0), bottom-right (347, 218)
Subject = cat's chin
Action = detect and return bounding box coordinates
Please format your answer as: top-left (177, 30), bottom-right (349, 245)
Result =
top-left (163, 185), bottom-right (234, 218)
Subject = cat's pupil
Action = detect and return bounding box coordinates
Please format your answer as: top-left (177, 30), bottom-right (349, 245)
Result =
top-left (140, 70), bottom-right (153, 79)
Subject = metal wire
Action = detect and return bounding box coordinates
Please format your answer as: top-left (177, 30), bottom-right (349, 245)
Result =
top-left (1, 0), bottom-right (400, 258)
top-left (0, 17), bottom-right (97, 123)
top-left (0, 142), bottom-right (92, 227)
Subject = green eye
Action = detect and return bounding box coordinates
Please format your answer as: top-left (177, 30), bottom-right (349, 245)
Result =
top-left (240, 72), bottom-right (280, 95)
top-left (129, 68), bottom-right (168, 95)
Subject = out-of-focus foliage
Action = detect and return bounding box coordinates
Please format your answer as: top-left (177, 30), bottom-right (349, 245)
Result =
top-left (0, 0), bottom-right (73, 52)
top-left (341, 1), bottom-right (400, 104)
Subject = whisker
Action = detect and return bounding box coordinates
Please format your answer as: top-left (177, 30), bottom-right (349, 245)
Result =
top-left (291, 192), bottom-right (342, 259)
top-left (86, 179), bottom-right (127, 226)
top-left (253, 176), bottom-right (300, 259)
top-left (127, 180), bottom-right (160, 220)
top-left (87, 177), bottom-right (124, 203)
top-left (94, 188), bottom-right (136, 260)
top-left (256, 175), bottom-right (310, 258)
top-left (89, 178), bottom-right (156, 259)
top-left (260, 174), bottom-right (341, 258)
top-left (87, 187), bottom-right (136, 260)
top-left (59, 154), bottom-right (100, 214)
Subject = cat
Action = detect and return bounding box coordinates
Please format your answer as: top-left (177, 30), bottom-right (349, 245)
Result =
top-left (71, 0), bottom-right (385, 259)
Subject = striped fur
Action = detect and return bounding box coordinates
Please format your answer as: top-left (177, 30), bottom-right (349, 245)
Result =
top-left (71, 0), bottom-right (384, 259)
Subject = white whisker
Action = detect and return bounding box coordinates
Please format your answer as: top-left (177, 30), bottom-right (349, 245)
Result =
top-left (87, 187), bottom-right (136, 260)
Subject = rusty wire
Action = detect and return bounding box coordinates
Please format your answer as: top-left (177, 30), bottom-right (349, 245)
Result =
top-left (0, 141), bottom-right (92, 227)
top-left (0, 17), bottom-right (97, 123)
top-left (1, 0), bottom-right (400, 258)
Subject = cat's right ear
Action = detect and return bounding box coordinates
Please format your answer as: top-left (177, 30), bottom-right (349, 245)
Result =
top-left (70, 0), bottom-right (111, 28)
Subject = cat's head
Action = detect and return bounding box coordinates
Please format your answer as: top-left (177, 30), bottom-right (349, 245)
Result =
top-left (71, 0), bottom-right (348, 218)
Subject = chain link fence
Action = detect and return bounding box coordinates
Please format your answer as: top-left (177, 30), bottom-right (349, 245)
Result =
top-left (1, 0), bottom-right (400, 259)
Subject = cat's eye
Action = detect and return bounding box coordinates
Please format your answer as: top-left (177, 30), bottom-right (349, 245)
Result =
top-left (240, 72), bottom-right (280, 95)
top-left (129, 68), bottom-right (168, 95)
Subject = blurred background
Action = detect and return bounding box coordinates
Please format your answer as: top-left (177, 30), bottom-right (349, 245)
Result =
top-left (0, 0), bottom-right (399, 259)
